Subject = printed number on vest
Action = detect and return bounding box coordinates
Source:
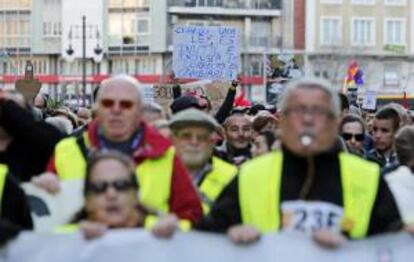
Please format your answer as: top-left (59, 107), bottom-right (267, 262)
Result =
top-left (281, 201), bottom-right (344, 235)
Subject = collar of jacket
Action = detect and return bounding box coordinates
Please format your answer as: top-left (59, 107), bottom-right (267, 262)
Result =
top-left (85, 119), bottom-right (172, 161)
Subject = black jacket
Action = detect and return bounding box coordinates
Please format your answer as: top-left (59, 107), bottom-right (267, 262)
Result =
top-left (0, 101), bottom-right (64, 181)
top-left (196, 146), bottom-right (402, 237)
top-left (0, 172), bottom-right (33, 246)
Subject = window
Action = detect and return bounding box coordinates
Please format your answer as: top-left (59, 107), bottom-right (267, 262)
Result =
top-left (136, 18), bottom-right (150, 35)
top-left (384, 18), bottom-right (405, 45)
top-left (250, 19), bottom-right (271, 47)
top-left (43, 21), bottom-right (61, 36)
top-left (384, 0), bottom-right (406, 5)
top-left (320, 17), bottom-right (342, 45)
top-left (351, 17), bottom-right (375, 46)
top-left (383, 63), bottom-right (400, 87)
top-left (351, 0), bottom-right (375, 4)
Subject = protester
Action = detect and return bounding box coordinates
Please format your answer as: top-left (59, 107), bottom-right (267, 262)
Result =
top-left (171, 77), bottom-right (239, 124)
top-left (170, 109), bottom-right (238, 214)
top-left (143, 102), bottom-right (167, 123)
top-left (76, 107), bottom-right (92, 126)
top-left (152, 119), bottom-right (172, 138)
top-left (58, 151), bottom-right (180, 239)
top-left (215, 113), bottom-right (253, 165)
top-left (386, 126), bottom-right (414, 225)
top-left (35, 74), bottom-right (203, 224)
top-left (196, 78), bottom-right (402, 248)
top-left (0, 90), bottom-right (64, 181)
top-left (252, 111), bottom-right (278, 134)
top-left (251, 130), bottom-right (277, 157)
top-left (339, 114), bottom-right (366, 157)
top-left (366, 107), bottom-right (400, 169)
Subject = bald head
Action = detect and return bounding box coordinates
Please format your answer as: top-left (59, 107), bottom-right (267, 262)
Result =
top-left (98, 74), bottom-right (143, 105)
top-left (95, 75), bottom-right (144, 142)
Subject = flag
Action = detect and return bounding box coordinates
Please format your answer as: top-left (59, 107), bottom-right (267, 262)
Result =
top-left (346, 60), bottom-right (364, 89)
top-left (403, 90), bottom-right (408, 109)
top-left (346, 60), bottom-right (359, 87)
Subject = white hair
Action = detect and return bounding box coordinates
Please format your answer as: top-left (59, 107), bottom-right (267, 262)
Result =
top-left (99, 74), bottom-right (144, 104)
top-left (277, 77), bottom-right (340, 118)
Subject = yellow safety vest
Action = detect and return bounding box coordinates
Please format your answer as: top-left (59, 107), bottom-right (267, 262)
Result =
top-left (53, 135), bottom-right (175, 213)
top-left (239, 151), bottom-right (380, 239)
top-left (198, 157), bottom-right (237, 214)
top-left (0, 164), bottom-right (8, 215)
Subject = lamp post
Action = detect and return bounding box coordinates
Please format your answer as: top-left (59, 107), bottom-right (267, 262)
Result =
top-left (66, 15), bottom-right (102, 106)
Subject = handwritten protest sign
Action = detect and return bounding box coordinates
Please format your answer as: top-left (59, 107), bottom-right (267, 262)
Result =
top-left (173, 26), bottom-right (240, 80)
top-left (362, 89), bottom-right (377, 110)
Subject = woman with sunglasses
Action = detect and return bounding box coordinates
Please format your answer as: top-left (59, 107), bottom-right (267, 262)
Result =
top-left (58, 151), bottom-right (179, 239)
top-left (339, 114), bottom-right (366, 157)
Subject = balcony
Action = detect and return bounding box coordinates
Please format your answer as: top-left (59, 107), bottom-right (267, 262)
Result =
top-left (108, 35), bottom-right (151, 55)
top-left (168, 0), bottom-right (281, 17)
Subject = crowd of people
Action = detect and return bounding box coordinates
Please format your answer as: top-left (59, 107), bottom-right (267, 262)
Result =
top-left (1, 74), bottom-right (414, 251)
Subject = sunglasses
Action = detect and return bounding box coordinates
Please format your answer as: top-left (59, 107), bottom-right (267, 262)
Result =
top-left (341, 133), bottom-right (365, 142)
top-left (86, 179), bottom-right (136, 194)
top-left (100, 99), bottom-right (135, 110)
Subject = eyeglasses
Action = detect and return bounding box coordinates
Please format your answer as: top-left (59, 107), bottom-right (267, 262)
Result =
top-left (86, 179), bottom-right (136, 194)
top-left (100, 99), bottom-right (135, 110)
top-left (284, 106), bottom-right (335, 119)
top-left (341, 133), bottom-right (365, 142)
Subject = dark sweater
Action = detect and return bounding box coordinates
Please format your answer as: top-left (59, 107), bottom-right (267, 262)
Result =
top-left (0, 100), bottom-right (64, 181)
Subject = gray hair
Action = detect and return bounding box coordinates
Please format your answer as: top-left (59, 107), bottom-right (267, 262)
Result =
top-left (99, 74), bottom-right (143, 104)
top-left (277, 77), bottom-right (340, 118)
top-left (45, 116), bottom-right (73, 135)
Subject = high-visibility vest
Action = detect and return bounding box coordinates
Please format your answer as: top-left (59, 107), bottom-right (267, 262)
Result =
top-left (239, 151), bottom-right (380, 239)
top-left (0, 164), bottom-right (8, 215)
top-left (198, 157), bottom-right (237, 214)
top-left (53, 135), bottom-right (175, 214)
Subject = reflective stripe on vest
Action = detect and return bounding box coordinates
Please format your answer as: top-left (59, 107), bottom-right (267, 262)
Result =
top-left (54, 137), bottom-right (176, 214)
top-left (55, 223), bottom-right (80, 234)
top-left (239, 151), bottom-right (380, 239)
top-left (0, 164), bottom-right (8, 215)
top-left (199, 157), bottom-right (238, 214)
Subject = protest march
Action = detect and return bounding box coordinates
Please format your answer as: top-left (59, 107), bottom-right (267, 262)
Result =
top-left (1, 0), bottom-right (414, 261)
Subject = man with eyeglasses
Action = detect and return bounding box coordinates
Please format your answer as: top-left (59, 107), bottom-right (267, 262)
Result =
top-left (339, 114), bottom-right (366, 157)
top-left (195, 78), bottom-right (402, 247)
top-left (35, 75), bottom-right (202, 225)
top-left (169, 109), bottom-right (237, 215)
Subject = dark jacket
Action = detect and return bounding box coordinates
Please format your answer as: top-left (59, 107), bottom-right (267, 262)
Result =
top-left (1, 172), bottom-right (33, 230)
top-left (214, 141), bottom-right (252, 166)
top-left (0, 100), bottom-right (64, 182)
top-left (196, 146), bottom-right (402, 237)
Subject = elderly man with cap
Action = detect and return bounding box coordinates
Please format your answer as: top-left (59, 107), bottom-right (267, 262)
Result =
top-left (34, 75), bottom-right (202, 226)
top-left (195, 78), bottom-right (402, 247)
top-left (170, 108), bottom-right (238, 214)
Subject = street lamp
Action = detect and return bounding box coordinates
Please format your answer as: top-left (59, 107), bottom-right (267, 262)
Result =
top-left (65, 15), bottom-right (103, 106)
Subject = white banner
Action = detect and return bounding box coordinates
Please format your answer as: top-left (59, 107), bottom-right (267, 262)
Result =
top-left (1, 230), bottom-right (412, 262)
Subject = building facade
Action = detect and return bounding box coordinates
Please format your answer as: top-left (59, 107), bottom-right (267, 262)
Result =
top-left (0, 0), bottom-right (294, 104)
top-left (305, 0), bottom-right (414, 98)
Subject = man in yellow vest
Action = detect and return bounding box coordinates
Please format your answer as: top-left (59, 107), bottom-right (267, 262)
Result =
top-left (195, 78), bottom-right (402, 247)
top-left (34, 75), bottom-right (202, 225)
top-left (169, 108), bottom-right (237, 215)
